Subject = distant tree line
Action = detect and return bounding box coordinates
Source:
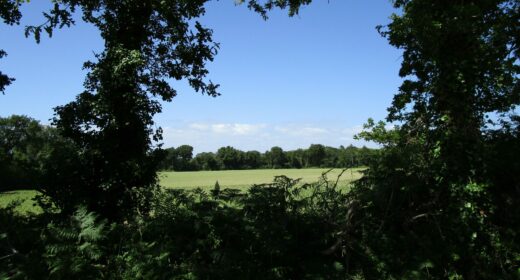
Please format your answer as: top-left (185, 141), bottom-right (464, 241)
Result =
top-left (158, 144), bottom-right (379, 171)
top-left (0, 115), bottom-right (75, 192)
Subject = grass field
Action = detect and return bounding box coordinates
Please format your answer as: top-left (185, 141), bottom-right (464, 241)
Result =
top-left (159, 168), bottom-right (363, 190)
top-left (0, 190), bottom-right (42, 215)
top-left (1, 168), bottom-right (363, 214)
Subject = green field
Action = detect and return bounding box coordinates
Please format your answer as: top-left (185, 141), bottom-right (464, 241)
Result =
top-left (159, 168), bottom-right (363, 190)
top-left (0, 190), bottom-right (42, 215)
top-left (1, 168), bottom-right (363, 214)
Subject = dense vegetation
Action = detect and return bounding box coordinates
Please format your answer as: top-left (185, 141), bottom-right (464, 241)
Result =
top-left (1, 0), bottom-right (519, 279)
top-left (0, 115), bottom-right (75, 192)
top-left (158, 144), bottom-right (378, 171)
top-left (1, 175), bottom-right (366, 279)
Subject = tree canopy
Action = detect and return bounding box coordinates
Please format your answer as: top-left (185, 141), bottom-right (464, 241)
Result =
top-left (380, 0), bottom-right (519, 182)
top-left (0, 0), bottom-right (22, 93)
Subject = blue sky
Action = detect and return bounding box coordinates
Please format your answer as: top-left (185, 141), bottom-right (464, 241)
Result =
top-left (0, 0), bottom-right (403, 154)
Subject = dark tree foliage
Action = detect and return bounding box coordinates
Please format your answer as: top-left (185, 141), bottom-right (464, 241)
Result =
top-left (11, 0), bottom-right (223, 220)
top-left (380, 0), bottom-right (520, 183)
top-left (306, 144), bottom-right (326, 167)
top-left (0, 115), bottom-right (44, 191)
top-left (216, 146), bottom-right (244, 170)
top-left (243, 150), bottom-right (263, 169)
top-left (0, 0), bottom-right (22, 94)
top-left (265, 146), bottom-right (287, 168)
top-left (285, 149), bottom-right (305, 168)
top-left (0, 0), bottom-right (21, 24)
top-left (346, 1), bottom-right (520, 278)
top-left (238, 0), bottom-right (312, 19)
top-left (0, 115), bottom-right (73, 192)
top-left (192, 151), bottom-right (221, 171)
top-left (0, 50), bottom-right (14, 94)
top-left (159, 145), bottom-right (195, 171)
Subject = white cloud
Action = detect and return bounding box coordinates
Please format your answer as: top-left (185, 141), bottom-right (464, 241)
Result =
top-left (274, 126), bottom-right (329, 137)
top-left (211, 124), bottom-right (228, 133)
top-left (211, 123), bottom-right (266, 135)
top-left (159, 121), bottom-right (375, 154)
top-left (189, 123), bottom-right (209, 130)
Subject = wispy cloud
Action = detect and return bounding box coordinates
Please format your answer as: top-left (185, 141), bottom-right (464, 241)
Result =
top-left (211, 123), bottom-right (266, 135)
top-left (274, 126), bottom-right (329, 137)
top-left (189, 123), bottom-right (210, 130)
top-left (188, 123), bottom-right (266, 135)
top-left (160, 121), bottom-right (375, 154)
